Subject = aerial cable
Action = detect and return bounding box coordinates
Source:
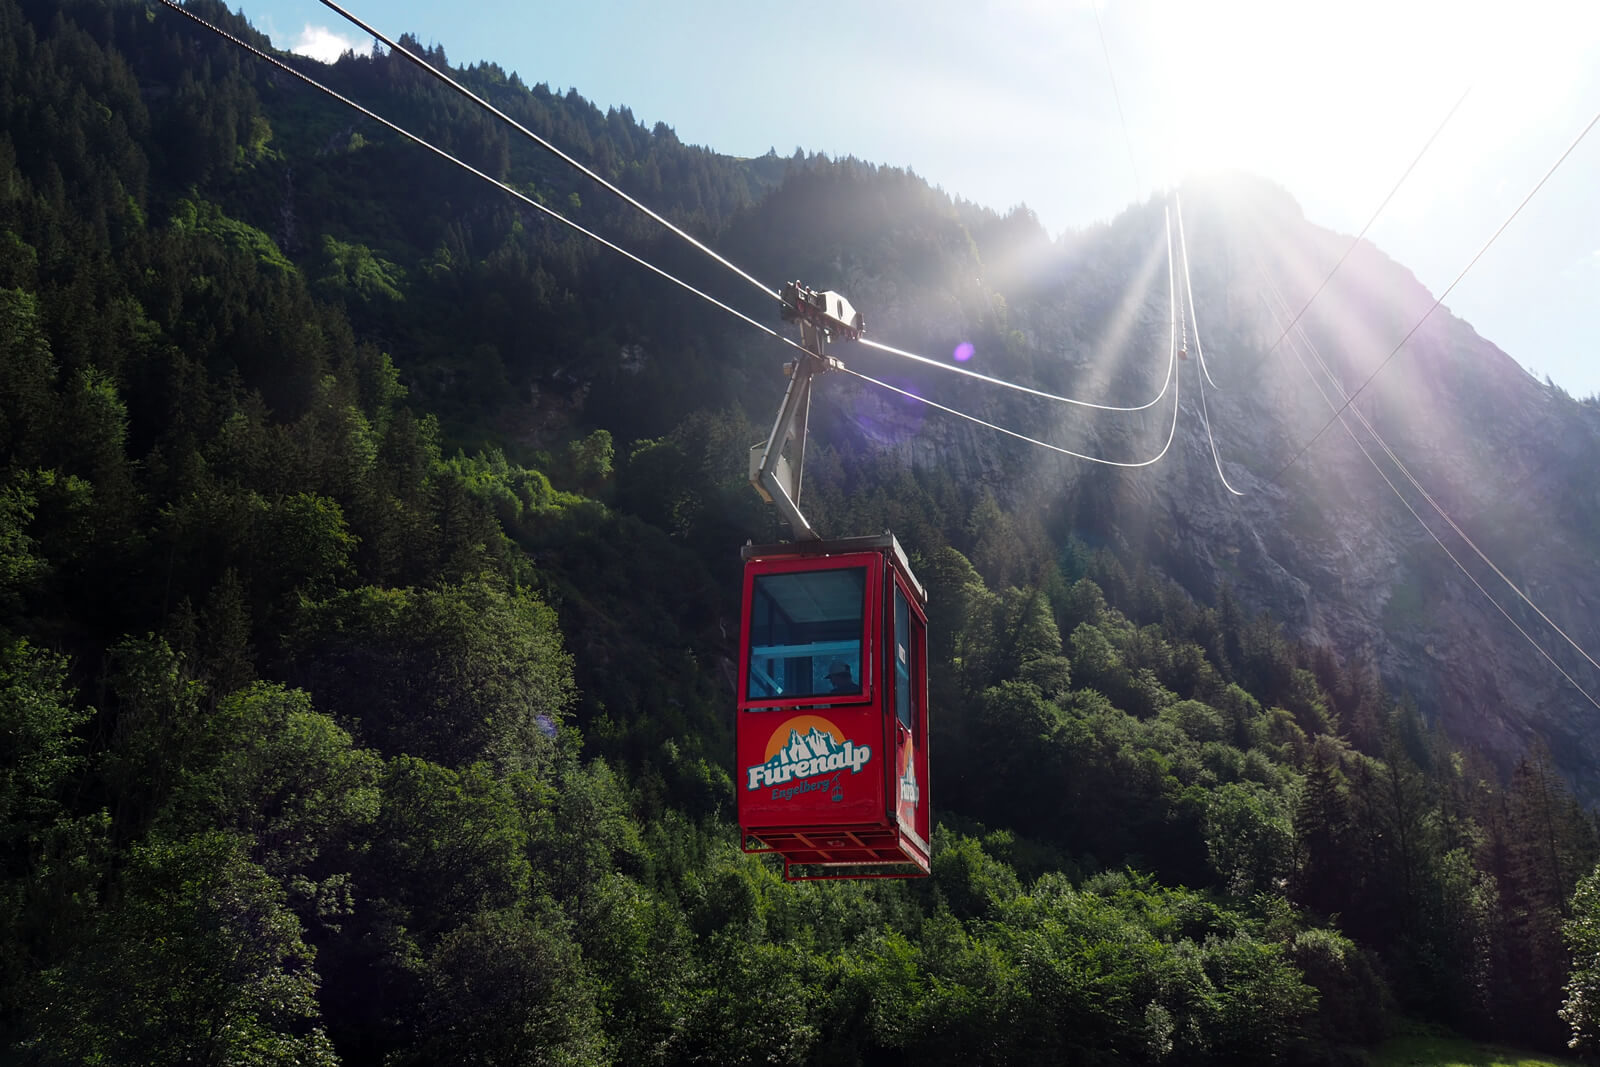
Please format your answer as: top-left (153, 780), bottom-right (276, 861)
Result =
top-left (858, 219), bottom-right (1179, 413)
top-left (1173, 193), bottom-right (1242, 495)
top-left (1090, 0), bottom-right (1140, 197)
top-left (1260, 269), bottom-right (1600, 681)
top-left (1274, 99), bottom-right (1600, 480)
top-left (844, 366), bottom-right (1179, 469)
top-left (1235, 87), bottom-right (1471, 387)
top-left (1193, 352), bottom-right (1244, 495)
top-left (161, 0), bottom-right (1177, 486)
top-left (1258, 277), bottom-right (1600, 712)
top-left (316, 0), bottom-right (782, 304)
top-left (158, 0), bottom-right (809, 361)
top-left (1173, 192), bottom-right (1219, 390)
top-left (859, 333), bottom-right (1174, 413)
top-left (839, 207), bottom-right (1184, 470)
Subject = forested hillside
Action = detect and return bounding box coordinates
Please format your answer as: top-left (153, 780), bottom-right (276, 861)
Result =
top-left (5, 1), bottom-right (1600, 1063)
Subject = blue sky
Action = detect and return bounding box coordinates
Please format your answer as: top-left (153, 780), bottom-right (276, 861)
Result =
top-left (240, 0), bottom-right (1600, 400)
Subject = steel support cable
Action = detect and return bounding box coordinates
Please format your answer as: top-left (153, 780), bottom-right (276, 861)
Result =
top-left (858, 332), bottom-right (1174, 412)
top-left (221, 0), bottom-right (1177, 427)
top-left (839, 208), bottom-right (1184, 469)
top-left (164, 0), bottom-right (1185, 483)
top-left (1258, 278), bottom-right (1600, 711)
top-left (159, 1), bottom-right (807, 362)
top-left (1173, 192), bottom-right (1219, 390)
top-left (859, 215), bottom-right (1177, 413)
top-left (315, 0), bottom-right (782, 304)
top-left (1173, 194), bottom-right (1242, 495)
top-left (1193, 351), bottom-right (1244, 495)
top-left (1260, 270), bottom-right (1600, 680)
top-left (1275, 100), bottom-right (1600, 480)
top-left (1235, 88), bottom-right (1471, 388)
top-left (1090, 0), bottom-right (1140, 197)
top-left (843, 367), bottom-right (1180, 468)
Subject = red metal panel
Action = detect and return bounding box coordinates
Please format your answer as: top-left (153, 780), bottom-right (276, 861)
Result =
top-left (738, 706), bottom-right (887, 828)
top-left (895, 569), bottom-right (932, 859)
top-left (738, 550), bottom-right (889, 836)
top-left (736, 535), bottom-right (931, 880)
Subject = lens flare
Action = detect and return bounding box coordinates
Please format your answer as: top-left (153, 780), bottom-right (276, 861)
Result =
top-left (855, 374), bottom-right (926, 440)
top-left (953, 341), bottom-right (975, 362)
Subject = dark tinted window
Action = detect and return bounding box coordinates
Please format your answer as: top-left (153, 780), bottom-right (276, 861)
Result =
top-left (747, 567), bottom-right (866, 702)
top-left (894, 586), bottom-right (913, 729)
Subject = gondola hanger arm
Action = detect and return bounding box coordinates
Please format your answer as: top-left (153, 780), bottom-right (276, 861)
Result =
top-left (749, 282), bottom-right (863, 541)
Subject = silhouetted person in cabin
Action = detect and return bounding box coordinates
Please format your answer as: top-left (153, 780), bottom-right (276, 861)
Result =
top-left (826, 660), bottom-right (858, 694)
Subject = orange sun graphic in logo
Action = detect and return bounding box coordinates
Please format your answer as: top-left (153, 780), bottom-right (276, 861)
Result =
top-left (764, 715), bottom-right (844, 760)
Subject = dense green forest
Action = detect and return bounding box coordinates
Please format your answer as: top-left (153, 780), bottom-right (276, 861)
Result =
top-left (6, 0), bottom-right (1600, 1062)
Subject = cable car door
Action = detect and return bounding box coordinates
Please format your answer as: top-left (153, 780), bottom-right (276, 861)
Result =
top-left (891, 580), bottom-right (924, 833)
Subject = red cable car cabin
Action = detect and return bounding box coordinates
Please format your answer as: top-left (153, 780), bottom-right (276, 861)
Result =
top-left (736, 534), bottom-right (931, 880)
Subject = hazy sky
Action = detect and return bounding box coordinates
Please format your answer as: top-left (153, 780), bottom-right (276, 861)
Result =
top-left (240, 0), bottom-right (1600, 399)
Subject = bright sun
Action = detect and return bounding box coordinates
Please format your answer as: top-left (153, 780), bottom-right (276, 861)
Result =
top-left (1127, 0), bottom-right (1581, 227)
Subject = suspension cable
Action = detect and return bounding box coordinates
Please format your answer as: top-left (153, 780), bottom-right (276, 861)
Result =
top-left (1090, 0), bottom-right (1140, 198)
top-left (1274, 99), bottom-right (1600, 480)
top-left (1259, 276), bottom-right (1600, 711)
top-left (1261, 270), bottom-right (1600, 680)
top-left (858, 220), bottom-right (1177, 413)
top-left (159, 0), bottom-right (807, 361)
top-left (839, 207), bottom-right (1183, 469)
top-left (315, 0), bottom-right (783, 304)
top-left (1173, 192), bottom-right (1218, 390)
top-left (165, 0), bottom-right (1194, 483)
top-left (1173, 193), bottom-right (1242, 495)
top-left (1193, 354), bottom-right (1243, 495)
top-left (859, 333), bottom-right (1174, 413)
top-left (844, 367), bottom-right (1179, 469)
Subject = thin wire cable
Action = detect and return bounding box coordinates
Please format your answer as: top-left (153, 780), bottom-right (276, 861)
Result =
top-left (1174, 191), bottom-right (1218, 390)
top-left (171, 0), bottom-right (1196, 481)
top-left (220, 0), bottom-right (1187, 427)
top-left (1234, 87), bottom-right (1470, 387)
top-left (1261, 270), bottom-right (1600, 679)
top-left (1272, 291), bottom-right (1600, 711)
top-left (859, 216), bottom-right (1177, 412)
top-left (839, 208), bottom-right (1183, 469)
top-left (845, 367), bottom-right (1179, 468)
top-left (1090, 0), bottom-right (1140, 197)
top-left (159, 0), bottom-right (806, 360)
top-left (316, 0), bottom-right (781, 303)
top-left (1173, 194), bottom-right (1242, 494)
top-left (1259, 277), bottom-right (1600, 711)
top-left (858, 333), bottom-right (1174, 412)
top-left (1275, 100), bottom-right (1600, 480)
top-left (1193, 353), bottom-right (1244, 496)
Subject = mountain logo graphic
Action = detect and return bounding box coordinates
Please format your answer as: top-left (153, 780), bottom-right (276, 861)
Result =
top-left (746, 715), bottom-right (872, 790)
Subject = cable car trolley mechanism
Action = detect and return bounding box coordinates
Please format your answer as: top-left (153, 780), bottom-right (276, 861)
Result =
top-left (738, 282), bottom-right (932, 880)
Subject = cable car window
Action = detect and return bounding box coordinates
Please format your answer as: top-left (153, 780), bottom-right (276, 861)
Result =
top-left (894, 586), bottom-right (913, 730)
top-left (747, 567), bottom-right (867, 702)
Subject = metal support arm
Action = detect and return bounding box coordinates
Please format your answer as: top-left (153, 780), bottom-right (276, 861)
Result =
top-left (750, 281), bottom-right (861, 542)
top-left (750, 353), bottom-right (837, 541)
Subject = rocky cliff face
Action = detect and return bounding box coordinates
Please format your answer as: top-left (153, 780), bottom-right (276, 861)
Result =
top-left (811, 176), bottom-right (1600, 796)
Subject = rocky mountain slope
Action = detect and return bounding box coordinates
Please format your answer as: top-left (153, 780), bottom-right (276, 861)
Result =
top-left (801, 176), bottom-right (1600, 795)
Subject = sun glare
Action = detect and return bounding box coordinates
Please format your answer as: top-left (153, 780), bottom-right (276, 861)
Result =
top-left (1127, 0), bottom-right (1565, 227)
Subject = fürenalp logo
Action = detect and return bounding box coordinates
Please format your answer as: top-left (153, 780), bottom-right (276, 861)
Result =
top-left (898, 759), bottom-right (919, 805)
top-left (747, 720), bottom-right (872, 791)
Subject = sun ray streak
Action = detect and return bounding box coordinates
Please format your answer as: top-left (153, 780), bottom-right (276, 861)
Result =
top-left (1258, 270), bottom-right (1600, 711)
